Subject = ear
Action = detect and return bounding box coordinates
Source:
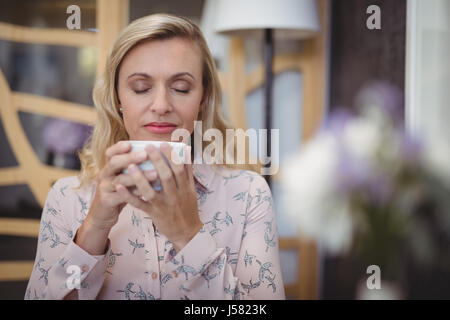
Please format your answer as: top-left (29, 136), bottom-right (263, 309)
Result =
top-left (117, 97), bottom-right (122, 116)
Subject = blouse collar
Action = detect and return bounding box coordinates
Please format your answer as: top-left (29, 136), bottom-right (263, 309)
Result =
top-left (192, 163), bottom-right (215, 192)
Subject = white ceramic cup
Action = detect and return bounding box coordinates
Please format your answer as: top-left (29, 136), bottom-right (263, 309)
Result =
top-left (122, 140), bottom-right (189, 191)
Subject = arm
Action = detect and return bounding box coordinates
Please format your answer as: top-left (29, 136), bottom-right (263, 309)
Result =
top-left (161, 173), bottom-right (285, 300)
top-left (24, 179), bottom-right (110, 300)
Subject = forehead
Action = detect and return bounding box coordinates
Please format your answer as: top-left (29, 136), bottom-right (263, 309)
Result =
top-left (119, 37), bottom-right (203, 79)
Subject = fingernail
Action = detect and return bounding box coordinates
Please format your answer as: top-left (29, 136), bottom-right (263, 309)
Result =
top-left (128, 164), bottom-right (137, 173)
top-left (146, 171), bottom-right (157, 180)
top-left (137, 151), bottom-right (147, 159)
top-left (147, 145), bottom-right (156, 154)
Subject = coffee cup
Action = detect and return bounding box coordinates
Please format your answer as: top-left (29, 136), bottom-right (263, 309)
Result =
top-left (122, 140), bottom-right (189, 191)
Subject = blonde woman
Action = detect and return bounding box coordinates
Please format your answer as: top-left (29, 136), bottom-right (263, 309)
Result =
top-left (25, 14), bottom-right (285, 300)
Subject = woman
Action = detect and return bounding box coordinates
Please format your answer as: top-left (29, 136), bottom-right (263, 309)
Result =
top-left (25, 13), bottom-right (285, 300)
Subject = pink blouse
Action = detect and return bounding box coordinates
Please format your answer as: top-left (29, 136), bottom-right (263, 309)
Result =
top-left (25, 164), bottom-right (285, 300)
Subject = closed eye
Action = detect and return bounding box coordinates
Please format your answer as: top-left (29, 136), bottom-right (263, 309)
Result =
top-left (174, 89), bottom-right (189, 94)
top-left (134, 89), bottom-right (149, 94)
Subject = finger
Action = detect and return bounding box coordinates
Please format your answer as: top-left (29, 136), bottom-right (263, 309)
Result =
top-left (115, 184), bottom-right (150, 212)
top-left (105, 179), bottom-right (117, 193)
top-left (143, 170), bottom-right (159, 183)
top-left (113, 170), bottom-right (158, 187)
top-left (112, 173), bottom-right (136, 188)
top-left (160, 143), bottom-right (187, 190)
top-left (99, 181), bottom-right (128, 207)
top-left (145, 144), bottom-right (178, 196)
top-left (120, 186), bottom-right (144, 200)
top-left (105, 141), bottom-right (131, 161)
top-left (130, 187), bottom-right (140, 197)
top-left (103, 150), bottom-right (148, 177)
top-left (127, 164), bottom-right (158, 203)
top-left (128, 187), bottom-right (148, 202)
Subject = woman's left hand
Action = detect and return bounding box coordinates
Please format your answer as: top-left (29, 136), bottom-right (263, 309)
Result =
top-left (115, 142), bottom-right (202, 252)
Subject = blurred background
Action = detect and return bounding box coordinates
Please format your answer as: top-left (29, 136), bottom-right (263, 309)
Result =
top-left (0, 0), bottom-right (449, 299)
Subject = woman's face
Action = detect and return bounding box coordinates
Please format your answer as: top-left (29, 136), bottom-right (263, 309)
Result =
top-left (117, 37), bottom-right (204, 141)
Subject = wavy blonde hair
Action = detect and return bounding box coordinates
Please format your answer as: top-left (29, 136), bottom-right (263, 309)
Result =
top-left (77, 13), bottom-right (259, 188)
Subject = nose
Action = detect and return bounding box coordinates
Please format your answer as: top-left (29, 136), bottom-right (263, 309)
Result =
top-left (149, 86), bottom-right (172, 115)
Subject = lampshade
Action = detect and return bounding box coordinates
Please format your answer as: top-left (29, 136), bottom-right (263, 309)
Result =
top-left (214, 0), bottom-right (320, 39)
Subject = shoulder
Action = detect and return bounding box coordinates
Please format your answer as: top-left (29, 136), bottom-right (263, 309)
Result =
top-left (216, 166), bottom-right (270, 192)
top-left (51, 176), bottom-right (80, 193)
top-left (50, 175), bottom-right (94, 199)
top-left (52, 176), bottom-right (80, 188)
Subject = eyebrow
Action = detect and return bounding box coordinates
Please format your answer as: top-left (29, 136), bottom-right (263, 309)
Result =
top-left (127, 72), bottom-right (195, 81)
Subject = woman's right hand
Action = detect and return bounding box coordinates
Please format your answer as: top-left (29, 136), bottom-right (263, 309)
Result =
top-left (75, 141), bottom-right (158, 255)
top-left (85, 141), bottom-right (157, 230)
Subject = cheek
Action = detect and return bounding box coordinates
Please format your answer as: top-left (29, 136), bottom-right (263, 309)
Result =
top-left (120, 91), bottom-right (146, 120)
top-left (122, 109), bottom-right (138, 135)
top-left (121, 101), bottom-right (144, 135)
top-left (178, 100), bottom-right (201, 131)
top-left (120, 91), bottom-right (145, 108)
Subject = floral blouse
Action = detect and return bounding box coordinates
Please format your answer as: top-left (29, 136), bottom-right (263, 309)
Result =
top-left (25, 164), bottom-right (285, 300)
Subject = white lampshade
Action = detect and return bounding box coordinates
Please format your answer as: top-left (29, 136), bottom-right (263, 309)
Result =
top-left (214, 0), bottom-right (320, 39)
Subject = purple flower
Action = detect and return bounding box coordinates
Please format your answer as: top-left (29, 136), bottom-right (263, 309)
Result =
top-left (323, 107), bottom-right (356, 136)
top-left (336, 145), bottom-right (370, 192)
top-left (43, 118), bottom-right (92, 155)
top-left (334, 128), bottom-right (394, 206)
top-left (355, 80), bottom-right (404, 127)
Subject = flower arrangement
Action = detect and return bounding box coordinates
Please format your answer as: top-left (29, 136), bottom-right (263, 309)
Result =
top-left (43, 118), bottom-right (91, 156)
top-left (282, 82), bottom-right (450, 291)
top-left (43, 118), bottom-right (92, 169)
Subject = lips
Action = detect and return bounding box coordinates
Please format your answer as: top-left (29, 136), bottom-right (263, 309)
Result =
top-left (147, 122), bottom-right (176, 127)
top-left (144, 122), bottom-right (177, 134)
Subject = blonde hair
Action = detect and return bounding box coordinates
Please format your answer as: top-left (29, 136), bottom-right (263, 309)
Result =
top-left (78, 13), bottom-right (259, 188)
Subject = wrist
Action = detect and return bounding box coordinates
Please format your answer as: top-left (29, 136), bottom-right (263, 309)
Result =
top-left (87, 199), bottom-right (119, 230)
top-left (75, 217), bottom-right (111, 255)
top-left (85, 214), bottom-right (116, 231)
